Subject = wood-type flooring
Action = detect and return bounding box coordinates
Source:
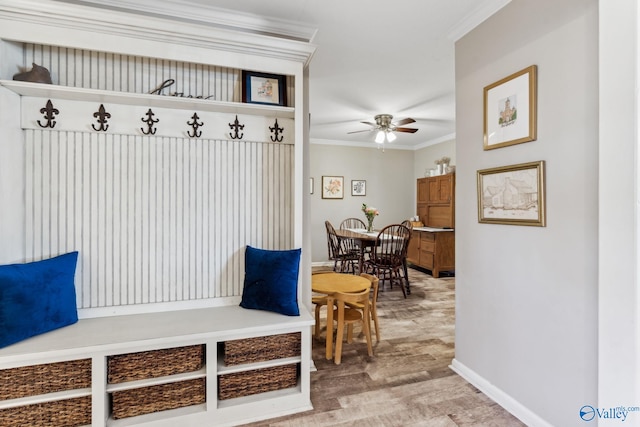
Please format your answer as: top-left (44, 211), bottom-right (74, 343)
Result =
top-left (243, 268), bottom-right (526, 426)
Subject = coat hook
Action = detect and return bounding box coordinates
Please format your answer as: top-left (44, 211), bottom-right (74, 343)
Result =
top-left (269, 118), bottom-right (284, 142)
top-left (141, 108), bottom-right (159, 135)
top-left (187, 112), bottom-right (203, 138)
top-left (92, 104), bottom-right (111, 132)
top-left (229, 115), bottom-right (244, 139)
top-left (37, 99), bottom-right (59, 129)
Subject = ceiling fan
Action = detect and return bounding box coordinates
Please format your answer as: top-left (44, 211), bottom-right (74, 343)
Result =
top-left (348, 114), bottom-right (418, 144)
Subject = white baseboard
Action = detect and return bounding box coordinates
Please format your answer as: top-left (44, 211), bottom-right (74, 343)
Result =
top-left (311, 261), bottom-right (333, 267)
top-left (450, 359), bottom-right (553, 427)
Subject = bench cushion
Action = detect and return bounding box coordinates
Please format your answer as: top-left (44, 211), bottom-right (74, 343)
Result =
top-left (0, 252), bottom-right (79, 348)
top-left (240, 246), bottom-right (300, 316)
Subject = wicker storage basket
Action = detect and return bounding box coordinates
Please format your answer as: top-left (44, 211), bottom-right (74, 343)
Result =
top-left (107, 344), bottom-right (204, 384)
top-left (218, 364), bottom-right (298, 400)
top-left (0, 396), bottom-right (91, 427)
top-left (0, 359), bottom-right (91, 400)
top-left (111, 378), bottom-right (206, 419)
top-left (223, 332), bottom-right (300, 366)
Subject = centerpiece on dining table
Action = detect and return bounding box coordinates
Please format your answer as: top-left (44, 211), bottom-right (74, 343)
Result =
top-left (361, 203), bottom-right (379, 232)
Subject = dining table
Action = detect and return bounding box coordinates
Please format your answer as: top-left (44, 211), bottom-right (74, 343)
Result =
top-left (311, 272), bottom-right (371, 360)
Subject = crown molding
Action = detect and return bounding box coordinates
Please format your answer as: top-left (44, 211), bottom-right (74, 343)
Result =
top-left (310, 138), bottom-right (416, 151)
top-left (0, 0), bottom-right (316, 68)
top-left (447, 0), bottom-right (512, 42)
top-left (54, 0), bottom-right (318, 42)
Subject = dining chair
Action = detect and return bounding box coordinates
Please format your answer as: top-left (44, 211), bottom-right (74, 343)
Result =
top-left (328, 287), bottom-right (373, 364)
top-left (346, 273), bottom-right (381, 342)
top-left (311, 269), bottom-right (333, 339)
top-left (340, 217), bottom-right (372, 263)
top-left (339, 218), bottom-right (368, 265)
top-left (325, 220), bottom-right (359, 274)
top-left (339, 217), bottom-right (366, 230)
top-left (364, 224), bottom-right (411, 298)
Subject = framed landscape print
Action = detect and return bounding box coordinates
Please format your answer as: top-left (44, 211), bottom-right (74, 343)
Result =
top-left (322, 176), bottom-right (344, 199)
top-left (477, 160), bottom-right (546, 226)
top-left (242, 70), bottom-right (287, 106)
top-left (483, 65), bottom-right (537, 150)
top-left (351, 180), bottom-right (366, 196)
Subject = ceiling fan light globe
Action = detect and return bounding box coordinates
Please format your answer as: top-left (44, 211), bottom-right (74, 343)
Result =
top-left (375, 130), bottom-right (385, 144)
top-left (386, 131), bottom-right (397, 142)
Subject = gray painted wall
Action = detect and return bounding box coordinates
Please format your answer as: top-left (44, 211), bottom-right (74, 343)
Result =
top-left (413, 139), bottom-right (456, 180)
top-left (454, 1), bottom-right (598, 426)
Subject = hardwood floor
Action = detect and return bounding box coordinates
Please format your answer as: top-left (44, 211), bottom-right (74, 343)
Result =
top-left (244, 268), bottom-right (525, 426)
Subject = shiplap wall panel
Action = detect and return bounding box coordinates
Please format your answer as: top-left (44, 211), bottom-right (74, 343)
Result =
top-left (20, 44), bottom-right (296, 313)
top-left (25, 44), bottom-right (237, 101)
top-left (25, 130), bottom-right (293, 309)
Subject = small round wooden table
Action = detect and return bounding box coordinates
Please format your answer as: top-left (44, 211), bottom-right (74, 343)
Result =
top-left (311, 272), bottom-right (370, 295)
top-left (311, 272), bottom-right (371, 361)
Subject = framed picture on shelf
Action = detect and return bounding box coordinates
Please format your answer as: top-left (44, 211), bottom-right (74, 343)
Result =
top-left (351, 180), bottom-right (366, 196)
top-left (242, 70), bottom-right (287, 106)
top-left (321, 176), bottom-right (344, 199)
top-left (483, 65), bottom-right (537, 150)
top-left (477, 160), bottom-right (546, 226)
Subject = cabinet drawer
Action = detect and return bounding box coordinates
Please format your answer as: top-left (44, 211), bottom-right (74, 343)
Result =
top-left (421, 240), bottom-right (435, 253)
top-left (421, 233), bottom-right (435, 243)
top-left (420, 251), bottom-right (434, 268)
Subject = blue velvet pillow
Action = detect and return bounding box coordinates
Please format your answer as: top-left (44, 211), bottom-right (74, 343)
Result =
top-left (0, 252), bottom-right (79, 348)
top-left (240, 246), bottom-right (301, 316)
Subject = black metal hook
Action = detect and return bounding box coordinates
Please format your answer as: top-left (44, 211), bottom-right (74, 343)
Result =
top-left (37, 99), bottom-right (59, 129)
top-left (229, 115), bottom-right (244, 140)
top-left (187, 112), bottom-right (203, 138)
top-left (92, 104), bottom-right (111, 132)
top-left (140, 108), bottom-right (159, 135)
top-left (269, 118), bottom-right (284, 142)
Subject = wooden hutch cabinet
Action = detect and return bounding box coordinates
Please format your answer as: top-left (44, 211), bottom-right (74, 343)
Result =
top-left (408, 174), bottom-right (455, 277)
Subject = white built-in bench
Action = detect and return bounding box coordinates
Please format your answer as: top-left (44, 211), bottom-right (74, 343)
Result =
top-left (0, 305), bottom-right (314, 427)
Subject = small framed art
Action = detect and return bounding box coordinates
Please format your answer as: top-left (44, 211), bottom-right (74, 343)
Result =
top-left (483, 65), bottom-right (537, 150)
top-left (322, 176), bottom-right (344, 199)
top-left (242, 70), bottom-right (287, 106)
top-left (351, 180), bottom-right (366, 196)
top-left (477, 160), bottom-right (546, 226)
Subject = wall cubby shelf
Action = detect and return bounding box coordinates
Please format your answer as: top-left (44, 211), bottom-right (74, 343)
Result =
top-left (0, 80), bottom-right (295, 119)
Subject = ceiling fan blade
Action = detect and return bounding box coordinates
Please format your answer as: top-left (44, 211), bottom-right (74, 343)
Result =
top-left (394, 118), bottom-right (416, 126)
top-left (347, 129), bottom-right (374, 134)
top-left (360, 121), bottom-right (376, 126)
top-left (395, 127), bottom-right (418, 133)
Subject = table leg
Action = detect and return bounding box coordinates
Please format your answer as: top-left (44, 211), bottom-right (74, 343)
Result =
top-left (326, 296), bottom-right (334, 360)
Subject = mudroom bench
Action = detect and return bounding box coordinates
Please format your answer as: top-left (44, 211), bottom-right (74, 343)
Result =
top-left (0, 305), bottom-right (314, 427)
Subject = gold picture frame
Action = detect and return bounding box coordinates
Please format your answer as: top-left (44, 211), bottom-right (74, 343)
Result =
top-left (477, 160), bottom-right (546, 226)
top-left (483, 65), bottom-right (537, 150)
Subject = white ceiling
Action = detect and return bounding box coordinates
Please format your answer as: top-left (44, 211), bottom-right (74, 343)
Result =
top-left (62, 0), bottom-right (510, 149)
